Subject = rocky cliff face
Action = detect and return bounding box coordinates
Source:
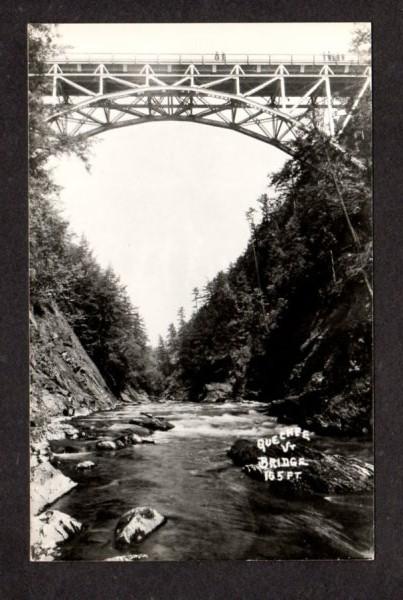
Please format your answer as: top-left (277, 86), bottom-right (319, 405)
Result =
top-left (30, 302), bottom-right (118, 558)
top-left (30, 302), bottom-right (116, 436)
top-left (264, 273), bottom-right (372, 437)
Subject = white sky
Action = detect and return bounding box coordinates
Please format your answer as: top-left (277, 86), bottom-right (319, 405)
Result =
top-left (52, 23), bottom-right (365, 345)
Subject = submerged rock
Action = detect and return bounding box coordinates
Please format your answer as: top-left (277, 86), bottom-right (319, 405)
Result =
top-left (76, 460), bottom-right (95, 470)
top-left (108, 423), bottom-right (150, 437)
top-left (115, 507), bottom-right (166, 547)
top-left (228, 438), bottom-right (373, 497)
top-left (31, 509), bottom-right (82, 561)
top-left (30, 461), bottom-right (77, 516)
top-left (129, 414), bottom-right (174, 432)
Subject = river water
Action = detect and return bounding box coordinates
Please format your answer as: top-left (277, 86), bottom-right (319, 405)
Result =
top-left (52, 401), bottom-right (373, 561)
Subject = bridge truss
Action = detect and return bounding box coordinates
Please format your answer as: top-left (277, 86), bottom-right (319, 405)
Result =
top-left (31, 53), bottom-right (371, 156)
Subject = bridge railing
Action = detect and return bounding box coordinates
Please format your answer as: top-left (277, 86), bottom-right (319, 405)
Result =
top-left (46, 52), bottom-right (371, 65)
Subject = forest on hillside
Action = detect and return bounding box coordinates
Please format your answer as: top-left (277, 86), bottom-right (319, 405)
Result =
top-left (157, 122), bottom-right (372, 435)
top-left (30, 25), bottom-right (372, 438)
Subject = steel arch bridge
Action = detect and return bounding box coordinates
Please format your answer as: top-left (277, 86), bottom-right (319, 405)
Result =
top-left (30, 52), bottom-right (371, 158)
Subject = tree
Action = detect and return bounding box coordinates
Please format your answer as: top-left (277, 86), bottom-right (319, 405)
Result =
top-left (350, 23), bottom-right (371, 56)
top-left (29, 24), bottom-right (92, 309)
top-left (192, 287), bottom-right (200, 311)
top-left (177, 307), bottom-right (186, 331)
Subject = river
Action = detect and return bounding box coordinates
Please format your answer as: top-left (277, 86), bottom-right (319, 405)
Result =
top-left (51, 400), bottom-right (373, 561)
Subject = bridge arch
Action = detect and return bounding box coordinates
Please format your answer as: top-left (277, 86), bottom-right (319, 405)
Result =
top-left (31, 54), bottom-right (371, 165)
top-left (46, 84), bottom-right (312, 156)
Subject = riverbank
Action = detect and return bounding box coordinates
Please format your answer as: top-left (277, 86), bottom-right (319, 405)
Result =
top-left (30, 406), bottom-right (175, 560)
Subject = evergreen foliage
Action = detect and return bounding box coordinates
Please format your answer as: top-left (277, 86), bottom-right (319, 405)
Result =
top-left (160, 90), bottom-right (372, 433)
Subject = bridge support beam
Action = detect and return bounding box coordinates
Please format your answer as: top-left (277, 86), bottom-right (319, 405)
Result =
top-left (30, 55), bottom-right (371, 160)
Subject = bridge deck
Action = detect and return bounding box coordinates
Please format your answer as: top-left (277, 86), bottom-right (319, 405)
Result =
top-left (37, 57), bottom-right (370, 98)
top-left (44, 51), bottom-right (370, 65)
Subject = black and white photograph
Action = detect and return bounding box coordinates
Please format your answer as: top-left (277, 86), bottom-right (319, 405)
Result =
top-left (29, 22), bottom-right (373, 562)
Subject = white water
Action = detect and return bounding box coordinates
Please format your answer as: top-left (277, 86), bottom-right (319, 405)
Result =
top-left (52, 401), bottom-right (374, 561)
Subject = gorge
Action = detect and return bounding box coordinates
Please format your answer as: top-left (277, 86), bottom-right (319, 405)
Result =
top-left (29, 24), bottom-right (373, 562)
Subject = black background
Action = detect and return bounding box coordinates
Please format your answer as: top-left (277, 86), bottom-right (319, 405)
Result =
top-left (0, 1), bottom-right (402, 598)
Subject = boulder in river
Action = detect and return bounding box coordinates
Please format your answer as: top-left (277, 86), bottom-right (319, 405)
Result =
top-left (129, 413), bottom-right (174, 432)
top-left (96, 440), bottom-right (117, 451)
top-left (78, 426), bottom-right (98, 440)
top-left (76, 460), bottom-right (95, 470)
top-left (227, 438), bottom-right (262, 466)
top-left (108, 423), bottom-right (151, 437)
top-left (127, 433), bottom-right (143, 444)
top-left (30, 461), bottom-right (78, 516)
top-left (31, 509), bottom-right (82, 561)
top-left (115, 432), bottom-right (143, 447)
top-left (115, 507), bottom-right (166, 547)
top-left (228, 436), bottom-right (316, 465)
top-left (228, 438), bottom-right (373, 496)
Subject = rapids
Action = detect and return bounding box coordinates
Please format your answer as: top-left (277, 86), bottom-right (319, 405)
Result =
top-left (52, 401), bottom-right (373, 561)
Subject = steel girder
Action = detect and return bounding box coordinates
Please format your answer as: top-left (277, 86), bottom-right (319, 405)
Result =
top-left (31, 58), bottom-right (371, 159)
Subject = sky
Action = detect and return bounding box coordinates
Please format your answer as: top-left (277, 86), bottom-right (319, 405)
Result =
top-left (52, 23), bottom-right (365, 345)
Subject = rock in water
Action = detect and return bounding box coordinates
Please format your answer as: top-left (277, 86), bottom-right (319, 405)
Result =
top-left (76, 460), bottom-right (95, 470)
top-left (129, 414), bottom-right (174, 431)
top-left (115, 432), bottom-right (143, 447)
top-left (30, 461), bottom-right (77, 516)
top-left (242, 454), bottom-right (373, 496)
top-left (96, 440), bottom-right (117, 451)
top-left (115, 507), bottom-right (166, 546)
top-left (31, 510), bottom-right (82, 561)
top-left (227, 438), bottom-right (262, 466)
top-left (228, 438), bottom-right (373, 496)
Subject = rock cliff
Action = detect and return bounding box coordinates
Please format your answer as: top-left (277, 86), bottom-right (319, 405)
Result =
top-left (30, 302), bottom-right (116, 435)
